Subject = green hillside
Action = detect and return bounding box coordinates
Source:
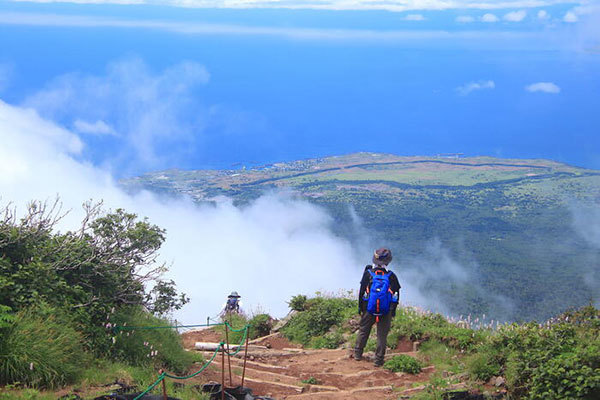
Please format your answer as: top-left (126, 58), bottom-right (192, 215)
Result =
top-left (121, 153), bottom-right (600, 322)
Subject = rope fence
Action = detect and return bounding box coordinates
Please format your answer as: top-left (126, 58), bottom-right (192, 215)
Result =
top-left (109, 321), bottom-right (251, 400)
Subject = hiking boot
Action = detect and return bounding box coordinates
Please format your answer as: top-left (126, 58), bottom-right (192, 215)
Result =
top-left (374, 361), bottom-right (384, 367)
top-left (353, 352), bottom-right (363, 361)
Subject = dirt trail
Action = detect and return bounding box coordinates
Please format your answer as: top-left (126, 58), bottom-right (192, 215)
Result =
top-left (181, 329), bottom-right (434, 399)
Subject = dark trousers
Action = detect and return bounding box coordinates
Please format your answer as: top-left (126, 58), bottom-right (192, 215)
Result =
top-left (354, 311), bottom-right (392, 365)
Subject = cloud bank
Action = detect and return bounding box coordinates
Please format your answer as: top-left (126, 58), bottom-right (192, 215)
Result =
top-left (6, 0), bottom-right (584, 12)
top-left (0, 98), bottom-right (369, 321)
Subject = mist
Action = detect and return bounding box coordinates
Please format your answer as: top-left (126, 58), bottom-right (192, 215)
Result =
top-left (0, 99), bottom-right (367, 321)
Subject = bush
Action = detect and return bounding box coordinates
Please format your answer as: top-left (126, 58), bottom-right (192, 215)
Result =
top-left (387, 307), bottom-right (484, 351)
top-left (467, 352), bottom-right (501, 382)
top-left (384, 355), bottom-right (422, 374)
top-left (248, 314), bottom-right (272, 339)
top-left (0, 306), bottom-right (89, 388)
top-left (288, 295), bottom-right (308, 312)
top-left (110, 307), bottom-right (195, 374)
top-left (218, 313), bottom-right (249, 345)
top-left (281, 296), bottom-right (354, 346)
top-left (469, 306), bottom-right (600, 399)
top-left (309, 331), bottom-right (344, 349)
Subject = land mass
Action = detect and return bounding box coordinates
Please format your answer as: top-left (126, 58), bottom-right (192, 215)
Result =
top-left (121, 153), bottom-right (600, 322)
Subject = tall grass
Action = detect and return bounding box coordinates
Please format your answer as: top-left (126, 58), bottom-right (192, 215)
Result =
top-left (110, 306), bottom-right (197, 375)
top-left (0, 307), bottom-right (88, 388)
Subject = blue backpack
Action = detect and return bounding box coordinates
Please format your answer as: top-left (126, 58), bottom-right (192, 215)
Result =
top-left (366, 269), bottom-right (396, 318)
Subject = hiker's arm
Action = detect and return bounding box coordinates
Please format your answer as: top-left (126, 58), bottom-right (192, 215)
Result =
top-left (358, 267), bottom-right (370, 314)
top-left (390, 273), bottom-right (401, 317)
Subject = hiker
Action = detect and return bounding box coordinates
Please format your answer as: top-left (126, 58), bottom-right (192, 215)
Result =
top-left (354, 248), bottom-right (400, 367)
top-left (222, 291), bottom-right (242, 314)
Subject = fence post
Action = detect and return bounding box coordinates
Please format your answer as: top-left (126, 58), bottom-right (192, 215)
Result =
top-left (225, 326), bottom-right (233, 386)
top-left (221, 343), bottom-right (225, 400)
top-left (241, 327), bottom-right (250, 388)
top-left (159, 370), bottom-right (167, 400)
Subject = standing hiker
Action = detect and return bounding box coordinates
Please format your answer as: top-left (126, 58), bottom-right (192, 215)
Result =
top-left (354, 248), bottom-right (400, 367)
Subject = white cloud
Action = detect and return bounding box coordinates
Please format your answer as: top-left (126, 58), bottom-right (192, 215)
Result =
top-left (481, 13), bottom-right (500, 22)
top-left (456, 15), bottom-right (475, 23)
top-left (456, 80), bottom-right (495, 95)
top-left (23, 58), bottom-right (210, 173)
top-left (403, 14), bottom-right (426, 21)
top-left (73, 119), bottom-right (117, 136)
top-left (537, 9), bottom-right (550, 19)
top-left (0, 98), bottom-right (367, 320)
top-left (504, 10), bottom-right (527, 21)
top-left (564, 11), bottom-right (578, 22)
top-left (3, 0), bottom-right (583, 12)
top-left (525, 81), bottom-right (561, 93)
top-left (0, 11), bottom-right (556, 48)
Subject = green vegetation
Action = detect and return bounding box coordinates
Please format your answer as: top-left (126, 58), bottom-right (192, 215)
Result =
top-left (0, 307), bottom-right (88, 388)
top-left (301, 377), bottom-right (320, 385)
top-left (248, 313), bottom-right (273, 339)
top-left (467, 305), bottom-right (600, 399)
top-left (0, 200), bottom-right (195, 397)
top-left (110, 307), bottom-right (198, 374)
top-left (280, 295), bottom-right (355, 347)
top-left (284, 293), bottom-right (600, 399)
top-left (383, 355), bottom-right (422, 374)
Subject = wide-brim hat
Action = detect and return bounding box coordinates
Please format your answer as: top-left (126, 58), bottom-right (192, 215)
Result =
top-left (372, 248), bottom-right (392, 266)
top-left (228, 291), bottom-right (241, 298)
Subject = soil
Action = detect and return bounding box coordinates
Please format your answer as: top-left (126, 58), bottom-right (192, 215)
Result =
top-left (181, 327), bottom-right (224, 348)
top-left (180, 329), bottom-right (434, 399)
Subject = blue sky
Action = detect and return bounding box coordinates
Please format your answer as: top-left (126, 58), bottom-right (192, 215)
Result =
top-left (1, 0), bottom-right (599, 174)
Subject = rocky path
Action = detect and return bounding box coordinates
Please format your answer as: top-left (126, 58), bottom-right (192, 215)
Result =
top-left (181, 329), bottom-right (437, 399)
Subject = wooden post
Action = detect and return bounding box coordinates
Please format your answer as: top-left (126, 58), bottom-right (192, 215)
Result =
top-left (221, 344), bottom-right (225, 400)
top-left (241, 328), bottom-right (250, 388)
top-left (225, 325), bottom-right (233, 387)
top-left (159, 370), bottom-right (167, 400)
top-left (207, 316), bottom-right (210, 326)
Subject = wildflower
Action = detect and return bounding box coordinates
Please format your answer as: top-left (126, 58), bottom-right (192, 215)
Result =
top-left (112, 337), bottom-right (116, 344)
top-left (30, 363), bottom-right (34, 370)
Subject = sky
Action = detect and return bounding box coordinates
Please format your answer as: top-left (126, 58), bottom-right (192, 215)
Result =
top-left (0, 0), bottom-right (599, 174)
top-left (0, 0), bottom-right (599, 321)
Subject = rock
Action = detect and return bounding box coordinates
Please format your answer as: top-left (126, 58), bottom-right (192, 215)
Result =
top-left (494, 376), bottom-right (506, 387)
top-left (272, 311), bottom-right (297, 331)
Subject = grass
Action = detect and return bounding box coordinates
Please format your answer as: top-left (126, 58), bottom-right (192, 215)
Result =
top-left (0, 307), bottom-right (89, 388)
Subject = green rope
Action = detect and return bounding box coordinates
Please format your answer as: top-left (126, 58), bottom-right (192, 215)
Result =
top-left (227, 325), bottom-right (249, 356)
top-left (165, 341), bottom-right (224, 380)
top-left (113, 322), bottom-right (224, 333)
top-left (132, 372), bottom-right (166, 400)
top-left (120, 322), bottom-right (250, 398)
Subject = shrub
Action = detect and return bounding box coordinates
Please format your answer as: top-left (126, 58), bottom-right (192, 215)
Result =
top-left (248, 314), bottom-right (272, 339)
top-left (0, 306), bottom-right (89, 388)
top-left (110, 306), bottom-right (195, 374)
top-left (288, 295), bottom-right (308, 312)
top-left (309, 331), bottom-right (344, 349)
top-left (219, 313), bottom-right (249, 345)
top-left (467, 352), bottom-right (501, 382)
top-left (470, 306), bottom-right (600, 399)
top-left (384, 355), bottom-right (422, 374)
top-left (387, 307), bottom-right (484, 351)
top-left (281, 296), bottom-right (354, 346)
